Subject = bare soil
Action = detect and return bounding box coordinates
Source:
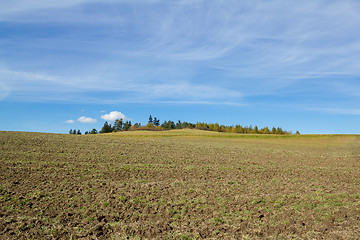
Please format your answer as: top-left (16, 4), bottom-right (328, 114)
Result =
top-left (0, 130), bottom-right (359, 239)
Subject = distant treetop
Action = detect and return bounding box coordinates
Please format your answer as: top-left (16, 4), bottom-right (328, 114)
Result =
top-left (70, 114), bottom-right (298, 135)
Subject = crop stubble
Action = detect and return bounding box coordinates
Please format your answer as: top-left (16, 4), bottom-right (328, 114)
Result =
top-left (0, 130), bottom-right (359, 239)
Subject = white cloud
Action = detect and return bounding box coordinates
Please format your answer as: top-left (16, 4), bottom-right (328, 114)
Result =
top-left (77, 116), bottom-right (97, 123)
top-left (101, 111), bottom-right (129, 122)
top-left (65, 119), bottom-right (75, 124)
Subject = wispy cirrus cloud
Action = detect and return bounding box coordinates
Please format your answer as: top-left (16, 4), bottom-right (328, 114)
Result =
top-left (0, 66), bottom-right (243, 104)
top-left (0, 0), bottom-right (153, 17)
top-left (1, 0), bottom-right (360, 112)
top-left (307, 108), bottom-right (360, 116)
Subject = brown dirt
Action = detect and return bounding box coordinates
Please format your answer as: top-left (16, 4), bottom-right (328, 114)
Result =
top-left (0, 130), bottom-right (359, 239)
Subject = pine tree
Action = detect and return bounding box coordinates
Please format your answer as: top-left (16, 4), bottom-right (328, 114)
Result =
top-left (114, 118), bottom-right (123, 131)
top-left (154, 117), bottom-right (160, 126)
top-left (123, 121), bottom-right (132, 131)
top-left (100, 122), bottom-right (112, 133)
top-left (161, 120), bottom-right (174, 130)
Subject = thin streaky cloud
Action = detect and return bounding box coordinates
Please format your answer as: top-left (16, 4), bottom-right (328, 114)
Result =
top-left (0, 0), bottom-right (158, 16)
top-left (307, 108), bottom-right (360, 116)
top-left (0, 66), bottom-right (243, 103)
top-left (159, 100), bottom-right (248, 107)
top-left (0, 0), bottom-right (359, 114)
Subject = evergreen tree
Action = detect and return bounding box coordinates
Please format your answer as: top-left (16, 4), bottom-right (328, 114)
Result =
top-left (154, 117), bottom-right (160, 126)
top-left (161, 120), bottom-right (168, 129)
top-left (176, 120), bottom-right (182, 129)
top-left (77, 130), bottom-right (82, 135)
top-left (123, 121), bottom-right (132, 131)
top-left (161, 120), bottom-right (175, 130)
top-left (100, 122), bottom-right (112, 133)
top-left (114, 118), bottom-right (123, 131)
top-left (161, 121), bottom-right (170, 130)
top-left (148, 115), bottom-right (153, 124)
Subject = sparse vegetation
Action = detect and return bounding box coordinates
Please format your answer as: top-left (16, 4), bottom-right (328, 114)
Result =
top-left (1, 130), bottom-right (359, 239)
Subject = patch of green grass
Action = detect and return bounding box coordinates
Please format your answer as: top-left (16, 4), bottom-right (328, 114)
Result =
top-left (213, 217), bottom-right (225, 224)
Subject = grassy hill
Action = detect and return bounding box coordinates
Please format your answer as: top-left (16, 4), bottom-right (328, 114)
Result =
top-left (1, 130), bottom-right (359, 239)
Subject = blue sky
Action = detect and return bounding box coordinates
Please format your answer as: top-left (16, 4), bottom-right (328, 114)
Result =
top-left (1, 0), bottom-right (360, 134)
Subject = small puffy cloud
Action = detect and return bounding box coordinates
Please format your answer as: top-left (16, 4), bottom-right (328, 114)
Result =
top-left (77, 116), bottom-right (97, 123)
top-left (101, 111), bottom-right (129, 122)
top-left (65, 119), bottom-right (75, 124)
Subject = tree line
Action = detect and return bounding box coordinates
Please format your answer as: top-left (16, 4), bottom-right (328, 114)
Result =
top-left (70, 115), bottom-right (299, 135)
top-left (69, 129), bottom-right (98, 135)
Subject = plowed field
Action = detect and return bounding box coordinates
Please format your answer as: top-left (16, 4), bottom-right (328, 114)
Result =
top-left (1, 130), bottom-right (359, 239)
